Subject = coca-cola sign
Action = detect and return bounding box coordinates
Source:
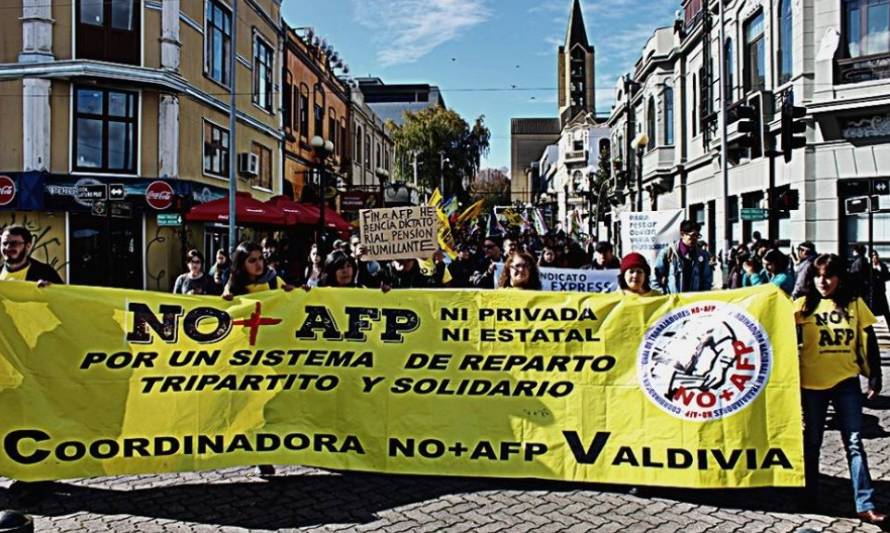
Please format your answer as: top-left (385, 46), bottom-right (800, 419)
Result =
top-left (0, 175), bottom-right (16, 206)
top-left (145, 180), bottom-right (174, 210)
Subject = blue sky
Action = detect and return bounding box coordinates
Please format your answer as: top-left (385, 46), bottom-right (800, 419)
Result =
top-left (282, 0), bottom-right (680, 172)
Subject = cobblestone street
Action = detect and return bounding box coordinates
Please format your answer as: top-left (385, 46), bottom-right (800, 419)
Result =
top-left (3, 326), bottom-right (890, 533)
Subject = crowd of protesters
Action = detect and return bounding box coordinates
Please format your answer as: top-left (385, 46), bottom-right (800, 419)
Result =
top-left (2, 217), bottom-right (890, 524)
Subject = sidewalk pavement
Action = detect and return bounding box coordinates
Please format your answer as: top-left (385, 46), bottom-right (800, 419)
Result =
top-left (2, 320), bottom-right (890, 533)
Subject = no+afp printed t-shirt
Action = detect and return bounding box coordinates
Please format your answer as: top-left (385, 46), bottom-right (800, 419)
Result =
top-left (794, 297), bottom-right (876, 390)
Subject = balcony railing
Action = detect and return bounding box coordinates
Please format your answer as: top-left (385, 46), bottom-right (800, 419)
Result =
top-left (836, 53), bottom-right (890, 84)
top-left (564, 150), bottom-right (588, 164)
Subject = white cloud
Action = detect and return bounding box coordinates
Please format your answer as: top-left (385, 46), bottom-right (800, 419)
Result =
top-left (353, 0), bottom-right (491, 66)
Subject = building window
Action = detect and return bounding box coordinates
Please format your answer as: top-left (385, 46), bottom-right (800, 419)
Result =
top-left (376, 143), bottom-right (382, 169)
top-left (340, 118), bottom-right (348, 163)
top-left (844, 0), bottom-right (890, 58)
top-left (251, 142), bottom-right (272, 190)
top-left (724, 38), bottom-right (735, 103)
top-left (299, 85), bottom-right (309, 136)
top-left (328, 108), bottom-right (337, 150)
top-left (355, 125), bottom-right (363, 162)
top-left (75, 0), bottom-right (140, 64)
top-left (744, 10), bottom-right (766, 93)
top-left (203, 120), bottom-right (229, 178)
top-left (646, 97), bottom-right (656, 150)
top-left (73, 86), bottom-right (138, 174)
top-left (365, 134), bottom-right (371, 169)
top-left (663, 87), bottom-right (674, 145)
top-left (283, 71), bottom-right (293, 136)
top-left (253, 34), bottom-right (274, 112)
top-left (778, 0), bottom-right (793, 85)
top-left (205, 0), bottom-right (232, 86)
top-left (314, 105), bottom-right (324, 139)
top-left (691, 74), bottom-right (698, 137)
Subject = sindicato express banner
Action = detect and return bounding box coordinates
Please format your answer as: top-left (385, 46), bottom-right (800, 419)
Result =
top-left (0, 283), bottom-right (803, 487)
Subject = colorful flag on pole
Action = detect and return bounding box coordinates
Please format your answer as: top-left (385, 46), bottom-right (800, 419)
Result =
top-left (486, 212), bottom-right (504, 237)
top-left (456, 199), bottom-right (485, 226)
top-left (442, 196), bottom-right (459, 217)
top-left (569, 210), bottom-right (581, 239)
top-left (532, 208), bottom-right (549, 235)
top-left (428, 189), bottom-right (443, 209)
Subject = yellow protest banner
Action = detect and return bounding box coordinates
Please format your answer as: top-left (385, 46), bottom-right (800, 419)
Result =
top-left (0, 283), bottom-right (802, 487)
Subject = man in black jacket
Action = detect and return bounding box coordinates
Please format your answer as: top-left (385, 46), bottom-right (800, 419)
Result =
top-left (1, 225), bottom-right (63, 284)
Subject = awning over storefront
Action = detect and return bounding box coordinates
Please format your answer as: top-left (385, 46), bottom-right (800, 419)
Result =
top-left (266, 196), bottom-right (353, 232)
top-left (185, 192), bottom-right (288, 225)
top-left (267, 195), bottom-right (318, 225)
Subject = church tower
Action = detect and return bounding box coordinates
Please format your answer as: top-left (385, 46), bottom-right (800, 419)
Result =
top-left (558, 0), bottom-right (596, 127)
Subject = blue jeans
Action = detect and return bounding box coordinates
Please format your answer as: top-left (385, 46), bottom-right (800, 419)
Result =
top-left (802, 378), bottom-right (875, 513)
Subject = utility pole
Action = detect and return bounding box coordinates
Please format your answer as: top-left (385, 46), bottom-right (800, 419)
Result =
top-left (227, 0), bottom-right (238, 253)
top-left (717, 0), bottom-right (730, 253)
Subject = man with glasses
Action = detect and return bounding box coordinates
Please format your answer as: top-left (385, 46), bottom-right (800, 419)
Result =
top-left (652, 220), bottom-right (713, 294)
top-left (0, 225), bottom-right (63, 285)
top-left (470, 237), bottom-right (503, 289)
top-left (1, 224), bottom-right (62, 505)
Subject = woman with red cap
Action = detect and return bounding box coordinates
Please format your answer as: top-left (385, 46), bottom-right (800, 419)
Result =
top-left (619, 253), bottom-right (661, 297)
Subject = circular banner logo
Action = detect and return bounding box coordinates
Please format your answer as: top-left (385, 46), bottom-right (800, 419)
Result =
top-left (638, 301), bottom-right (771, 421)
top-left (145, 180), bottom-right (174, 210)
top-left (0, 175), bottom-right (16, 206)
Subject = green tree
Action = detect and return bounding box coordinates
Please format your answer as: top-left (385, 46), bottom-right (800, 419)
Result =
top-left (469, 169), bottom-right (510, 212)
top-left (388, 108), bottom-right (491, 197)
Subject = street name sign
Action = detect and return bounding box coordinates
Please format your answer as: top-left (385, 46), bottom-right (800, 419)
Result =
top-left (740, 208), bottom-right (769, 221)
top-left (76, 184), bottom-right (107, 201)
top-left (157, 213), bottom-right (182, 226)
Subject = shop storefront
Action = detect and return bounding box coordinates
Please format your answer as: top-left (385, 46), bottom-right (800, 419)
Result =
top-left (0, 172), bottom-right (228, 291)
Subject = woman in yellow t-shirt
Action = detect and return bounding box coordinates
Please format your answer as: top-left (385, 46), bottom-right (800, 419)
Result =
top-left (795, 253), bottom-right (884, 524)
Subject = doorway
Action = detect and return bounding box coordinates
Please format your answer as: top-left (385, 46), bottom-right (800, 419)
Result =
top-left (69, 212), bottom-right (143, 289)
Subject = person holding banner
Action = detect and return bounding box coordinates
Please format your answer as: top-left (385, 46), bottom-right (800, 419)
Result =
top-left (0, 225), bottom-right (63, 285)
top-left (222, 241), bottom-right (294, 478)
top-left (318, 251), bottom-right (359, 288)
top-left (497, 252), bottom-right (542, 290)
top-left (795, 254), bottom-right (885, 524)
top-left (172, 249), bottom-right (216, 295)
top-left (617, 253), bottom-right (660, 297)
top-left (223, 242), bottom-right (294, 299)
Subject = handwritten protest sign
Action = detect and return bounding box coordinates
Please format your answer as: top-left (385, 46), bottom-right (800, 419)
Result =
top-left (620, 209), bottom-right (684, 265)
top-left (359, 206), bottom-right (439, 260)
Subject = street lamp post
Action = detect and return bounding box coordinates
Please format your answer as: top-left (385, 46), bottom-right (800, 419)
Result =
top-left (311, 135), bottom-right (335, 246)
top-left (632, 133), bottom-right (649, 211)
top-left (586, 171), bottom-right (596, 240)
top-left (439, 150), bottom-right (449, 195)
top-left (375, 167), bottom-right (389, 208)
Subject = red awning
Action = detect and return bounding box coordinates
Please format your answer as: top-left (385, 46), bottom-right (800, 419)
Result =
top-left (265, 196), bottom-right (353, 232)
top-left (267, 195), bottom-right (319, 225)
top-left (185, 192), bottom-right (288, 225)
